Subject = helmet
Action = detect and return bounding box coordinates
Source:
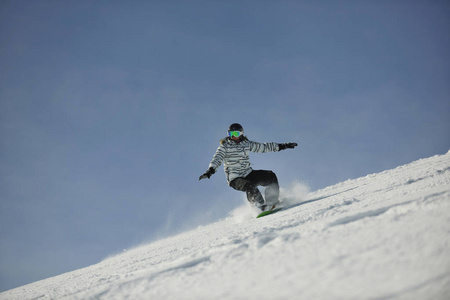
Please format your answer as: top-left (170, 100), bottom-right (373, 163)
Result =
top-left (228, 123), bottom-right (244, 138)
top-left (228, 123), bottom-right (244, 132)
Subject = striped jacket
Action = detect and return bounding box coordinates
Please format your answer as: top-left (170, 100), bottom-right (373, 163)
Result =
top-left (209, 137), bottom-right (280, 184)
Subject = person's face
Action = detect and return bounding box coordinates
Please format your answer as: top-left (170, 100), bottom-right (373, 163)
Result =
top-left (229, 130), bottom-right (243, 142)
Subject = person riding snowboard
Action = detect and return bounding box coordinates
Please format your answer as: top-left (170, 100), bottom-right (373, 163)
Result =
top-left (199, 123), bottom-right (297, 211)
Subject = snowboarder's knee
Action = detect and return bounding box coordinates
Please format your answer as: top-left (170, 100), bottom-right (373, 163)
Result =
top-left (230, 178), bottom-right (256, 193)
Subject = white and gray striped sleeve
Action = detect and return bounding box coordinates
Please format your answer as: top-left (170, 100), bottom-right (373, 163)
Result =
top-left (248, 141), bottom-right (279, 153)
top-left (209, 144), bottom-right (226, 170)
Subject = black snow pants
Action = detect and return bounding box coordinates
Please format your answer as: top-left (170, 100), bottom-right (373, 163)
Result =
top-left (229, 170), bottom-right (279, 207)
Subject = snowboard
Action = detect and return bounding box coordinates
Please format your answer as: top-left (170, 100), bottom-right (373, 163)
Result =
top-left (256, 208), bottom-right (282, 218)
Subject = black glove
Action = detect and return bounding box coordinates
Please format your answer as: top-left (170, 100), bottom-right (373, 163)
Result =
top-left (278, 143), bottom-right (298, 151)
top-left (199, 167), bottom-right (215, 180)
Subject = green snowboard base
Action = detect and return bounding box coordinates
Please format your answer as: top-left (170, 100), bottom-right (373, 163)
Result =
top-left (256, 208), bottom-right (282, 218)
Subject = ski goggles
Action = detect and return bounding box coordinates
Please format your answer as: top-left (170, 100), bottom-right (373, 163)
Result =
top-left (228, 131), bottom-right (244, 138)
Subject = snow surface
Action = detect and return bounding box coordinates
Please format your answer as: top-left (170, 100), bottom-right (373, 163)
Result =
top-left (2, 151), bottom-right (450, 300)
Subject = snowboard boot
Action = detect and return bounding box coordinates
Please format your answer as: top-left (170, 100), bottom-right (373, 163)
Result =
top-left (246, 185), bottom-right (266, 209)
top-left (262, 200), bottom-right (280, 212)
top-left (255, 200), bottom-right (268, 211)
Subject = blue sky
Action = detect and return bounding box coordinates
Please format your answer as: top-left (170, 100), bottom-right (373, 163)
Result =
top-left (1, 0), bottom-right (449, 292)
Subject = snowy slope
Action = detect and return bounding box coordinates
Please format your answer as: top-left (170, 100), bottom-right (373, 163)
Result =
top-left (2, 151), bottom-right (450, 300)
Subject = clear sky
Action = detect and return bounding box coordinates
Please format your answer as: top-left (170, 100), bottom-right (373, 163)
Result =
top-left (1, 0), bottom-right (449, 292)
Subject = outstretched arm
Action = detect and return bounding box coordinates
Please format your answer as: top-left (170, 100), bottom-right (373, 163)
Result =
top-left (199, 143), bottom-right (224, 180)
top-left (248, 141), bottom-right (279, 153)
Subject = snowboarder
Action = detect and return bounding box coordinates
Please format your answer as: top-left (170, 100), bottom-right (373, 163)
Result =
top-left (199, 123), bottom-right (297, 211)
